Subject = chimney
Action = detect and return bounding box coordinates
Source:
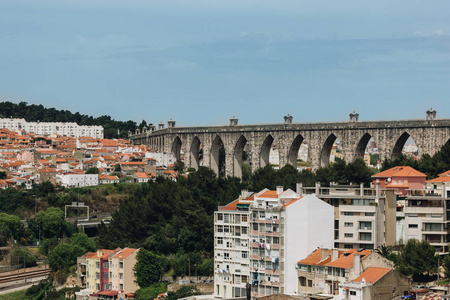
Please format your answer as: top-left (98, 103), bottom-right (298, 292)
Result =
top-left (321, 248), bottom-right (329, 261)
top-left (296, 182), bottom-right (303, 196)
top-left (276, 186), bottom-right (284, 195)
top-left (241, 189), bottom-right (248, 199)
top-left (353, 252), bottom-right (361, 277)
top-left (158, 122), bottom-right (164, 130)
top-left (331, 249), bottom-right (339, 262)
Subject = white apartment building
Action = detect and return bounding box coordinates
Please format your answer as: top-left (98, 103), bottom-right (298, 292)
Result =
top-left (297, 183), bottom-right (397, 250)
top-left (214, 191), bottom-right (252, 299)
top-left (0, 118), bottom-right (103, 138)
top-left (214, 187), bottom-right (334, 298)
top-left (58, 173), bottom-right (99, 188)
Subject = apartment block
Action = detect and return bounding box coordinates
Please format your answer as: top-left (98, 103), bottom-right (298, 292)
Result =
top-left (77, 248), bottom-right (139, 298)
top-left (214, 191), bottom-right (252, 299)
top-left (297, 248), bottom-right (395, 296)
top-left (214, 187), bottom-right (334, 298)
top-left (297, 182), bottom-right (396, 250)
top-left (0, 118), bottom-right (104, 138)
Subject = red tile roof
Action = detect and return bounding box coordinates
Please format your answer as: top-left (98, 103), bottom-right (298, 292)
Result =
top-left (326, 249), bottom-right (372, 269)
top-left (372, 166), bottom-right (426, 178)
top-left (352, 267), bottom-right (391, 283)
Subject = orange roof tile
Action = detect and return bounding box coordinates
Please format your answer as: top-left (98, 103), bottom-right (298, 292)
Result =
top-left (353, 267), bottom-right (391, 283)
top-left (438, 170), bottom-right (450, 177)
top-left (372, 166), bottom-right (426, 178)
top-left (326, 249), bottom-right (372, 269)
top-left (221, 199), bottom-right (239, 211)
top-left (112, 248), bottom-right (139, 259)
top-left (428, 176), bottom-right (450, 183)
top-left (258, 190), bottom-right (280, 198)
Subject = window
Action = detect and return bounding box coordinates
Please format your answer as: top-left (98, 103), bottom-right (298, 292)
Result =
top-left (242, 215), bottom-right (248, 222)
top-left (226, 241), bottom-right (231, 248)
top-left (96, 272), bottom-right (100, 279)
top-left (96, 262), bottom-right (100, 269)
top-left (119, 262), bottom-right (123, 268)
top-left (344, 233), bottom-right (353, 238)
top-left (423, 223), bottom-right (442, 231)
top-left (273, 237), bottom-right (280, 244)
top-left (299, 277), bottom-right (306, 286)
top-left (253, 223), bottom-right (258, 230)
top-left (217, 237), bottom-right (223, 245)
top-left (120, 284), bottom-right (123, 290)
top-left (359, 232), bottom-right (372, 241)
top-left (96, 283), bottom-right (100, 291)
top-left (408, 224), bottom-right (418, 228)
top-left (242, 251), bottom-right (248, 259)
top-left (308, 280), bottom-right (312, 287)
top-left (224, 252), bottom-right (230, 259)
top-left (350, 291), bottom-right (356, 295)
top-left (103, 272), bottom-right (108, 280)
top-left (103, 262), bottom-right (108, 269)
top-left (120, 273), bottom-right (123, 279)
top-left (365, 213), bottom-right (374, 216)
top-left (217, 225), bottom-right (223, 233)
top-left (242, 227), bottom-right (248, 235)
top-left (344, 222), bottom-right (353, 227)
top-left (343, 212), bottom-right (353, 216)
top-left (359, 221), bottom-right (372, 230)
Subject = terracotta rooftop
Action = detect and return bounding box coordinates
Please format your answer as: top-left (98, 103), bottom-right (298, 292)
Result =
top-left (372, 166), bottom-right (426, 178)
top-left (353, 267), bottom-right (391, 283)
top-left (326, 249), bottom-right (372, 269)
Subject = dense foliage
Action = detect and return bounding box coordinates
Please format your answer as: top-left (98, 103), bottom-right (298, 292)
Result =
top-left (0, 101), bottom-right (139, 138)
top-left (135, 283), bottom-right (168, 300)
top-left (394, 239), bottom-right (437, 281)
top-left (382, 144), bottom-right (450, 179)
top-left (134, 249), bottom-right (162, 288)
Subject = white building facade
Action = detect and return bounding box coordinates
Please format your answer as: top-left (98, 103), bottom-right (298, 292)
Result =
top-left (58, 174), bottom-right (99, 188)
top-left (0, 118), bottom-right (103, 138)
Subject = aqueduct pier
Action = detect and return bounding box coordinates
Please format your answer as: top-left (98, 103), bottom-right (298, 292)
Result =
top-left (129, 111), bottom-right (450, 178)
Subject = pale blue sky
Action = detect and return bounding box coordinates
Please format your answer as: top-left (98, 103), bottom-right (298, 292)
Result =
top-left (1, 0), bottom-right (450, 126)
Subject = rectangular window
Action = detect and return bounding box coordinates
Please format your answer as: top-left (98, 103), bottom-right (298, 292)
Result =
top-left (359, 232), bottom-right (372, 241)
top-left (217, 237), bottom-right (223, 245)
top-left (242, 251), bottom-right (248, 259)
top-left (365, 212), bottom-right (374, 216)
top-left (350, 291), bottom-right (356, 296)
top-left (96, 261), bottom-right (100, 269)
top-left (103, 262), bottom-right (108, 269)
top-left (344, 222), bottom-right (353, 227)
top-left (242, 215), bottom-right (248, 222)
top-left (242, 227), bottom-right (247, 235)
top-left (96, 272), bottom-right (100, 279)
top-left (103, 272), bottom-right (108, 280)
top-left (408, 224), bottom-right (418, 228)
top-left (344, 233), bottom-right (353, 238)
top-left (217, 213), bottom-right (223, 221)
top-left (273, 237), bottom-right (280, 244)
top-left (343, 212), bottom-right (353, 216)
top-left (119, 262), bottom-right (123, 268)
top-left (96, 283), bottom-right (100, 291)
top-left (423, 223), bottom-right (442, 231)
top-left (224, 253), bottom-right (230, 259)
top-left (359, 221), bottom-right (372, 230)
top-left (120, 273), bottom-right (123, 279)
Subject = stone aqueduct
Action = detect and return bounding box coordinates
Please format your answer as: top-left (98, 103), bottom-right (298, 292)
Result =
top-left (129, 111), bottom-right (450, 178)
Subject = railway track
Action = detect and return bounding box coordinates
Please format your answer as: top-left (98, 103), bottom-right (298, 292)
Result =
top-left (0, 269), bottom-right (51, 285)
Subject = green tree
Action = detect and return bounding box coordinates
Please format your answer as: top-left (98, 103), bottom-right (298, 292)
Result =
top-left (135, 283), bottom-right (167, 300)
top-left (69, 233), bottom-right (96, 253)
top-left (48, 243), bottom-right (86, 270)
top-left (166, 286), bottom-right (200, 300)
top-left (86, 167), bottom-right (100, 174)
top-left (28, 207), bottom-right (67, 239)
top-left (134, 249), bottom-right (162, 288)
top-left (11, 246), bottom-right (37, 268)
top-left (114, 163), bottom-right (121, 172)
top-left (0, 213), bottom-right (24, 244)
top-left (443, 254), bottom-right (450, 279)
top-left (396, 239), bottom-right (437, 280)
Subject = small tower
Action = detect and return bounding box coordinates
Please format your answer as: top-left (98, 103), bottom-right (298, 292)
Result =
top-left (426, 108), bottom-right (436, 121)
top-left (349, 111), bottom-right (359, 122)
top-left (158, 121), bottom-right (165, 130)
top-left (230, 116), bottom-right (238, 126)
top-left (167, 119), bottom-right (176, 128)
top-left (284, 114), bottom-right (293, 124)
